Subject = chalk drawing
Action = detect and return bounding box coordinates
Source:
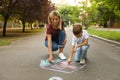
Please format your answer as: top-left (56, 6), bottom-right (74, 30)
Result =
top-left (40, 59), bottom-right (86, 73)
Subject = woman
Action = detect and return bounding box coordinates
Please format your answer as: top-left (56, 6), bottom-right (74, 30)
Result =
top-left (45, 10), bottom-right (67, 62)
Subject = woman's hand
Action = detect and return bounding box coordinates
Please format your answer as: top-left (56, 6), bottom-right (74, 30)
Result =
top-left (48, 55), bottom-right (53, 62)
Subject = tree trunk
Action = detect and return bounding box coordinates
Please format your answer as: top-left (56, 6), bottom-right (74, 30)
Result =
top-left (3, 17), bottom-right (9, 37)
top-left (30, 23), bottom-right (33, 30)
top-left (22, 20), bottom-right (25, 32)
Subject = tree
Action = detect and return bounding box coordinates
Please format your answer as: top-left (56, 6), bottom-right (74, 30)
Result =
top-left (15, 0), bottom-right (43, 32)
top-left (58, 5), bottom-right (81, 26)
top-left (14, 0), bottom-right (53, 32)
top-left (37, 0), bottom-right (55, 23)
top-left (90, 0), bottom-right (118, 27)
top-left (15, 0), bottom-right (54, 32)
top-left (0, 0), bottom-right (19, 36)
top-left (105, 0), bottom-right (120, 17)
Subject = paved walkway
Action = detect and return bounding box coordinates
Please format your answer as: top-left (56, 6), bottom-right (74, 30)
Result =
top-left (0, 28), bottom-right (120, 80)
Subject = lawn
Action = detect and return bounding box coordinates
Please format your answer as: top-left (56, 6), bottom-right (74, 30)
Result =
top-left (88, 29), bottom-right (120, 42)
top-left (0, 28), bottom-right (45, 46)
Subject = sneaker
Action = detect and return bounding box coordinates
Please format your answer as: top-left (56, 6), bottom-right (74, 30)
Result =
top-left (80, 59), bottom-right (85, 65)
top-left (85, 57), bottom-right (88, 62)
top-left (58, 53), bottom-right (66, 60)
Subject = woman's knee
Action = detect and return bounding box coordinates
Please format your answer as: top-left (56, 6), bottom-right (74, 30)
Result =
top-left (45, 41), bottom-right (48, 47)
top-left (45, 40), bottom-right (58, 51)
top-left (59, 30), bottom-right (65, 36)
top-left (52, 45), bottom-right (58, 51)
top-left (59, 30), bottom-right (64, 34)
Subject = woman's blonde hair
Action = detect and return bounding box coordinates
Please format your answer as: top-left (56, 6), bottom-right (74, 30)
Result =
top-left (48, 10), bottom-right (62, 30)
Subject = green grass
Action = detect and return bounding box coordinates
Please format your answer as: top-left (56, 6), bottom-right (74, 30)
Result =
top-left (88, 29), bottom-right (120, 42)
top-left (0, 39), bottom-right (11, 46)
top-left (0, 28), bottom-right (45, 46)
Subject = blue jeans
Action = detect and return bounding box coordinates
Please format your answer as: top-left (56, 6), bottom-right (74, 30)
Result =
top-left (75, 44), bottom-right (90, 61)
top-left (45, 30), bottom-right (66, 51)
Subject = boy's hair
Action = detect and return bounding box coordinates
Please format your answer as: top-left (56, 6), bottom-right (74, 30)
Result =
top-left (48, 10), bottom-right (62, 30)
top-left (73, 24), bottom-right (82, 35)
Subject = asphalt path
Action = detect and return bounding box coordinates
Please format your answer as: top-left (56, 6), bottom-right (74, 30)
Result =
top-left (0, 28), bottom-right (120, 80)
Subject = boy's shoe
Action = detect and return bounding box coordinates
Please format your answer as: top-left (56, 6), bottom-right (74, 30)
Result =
top-left (58, 53), bottom-right (66, 60)
top-left (85, 57), bottom-right (88, 62)
top-left (80, 59), bottom-right (86, 65)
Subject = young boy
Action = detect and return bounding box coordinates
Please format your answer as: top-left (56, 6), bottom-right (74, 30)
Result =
top-left (68, 24), bottom-right (89, 65)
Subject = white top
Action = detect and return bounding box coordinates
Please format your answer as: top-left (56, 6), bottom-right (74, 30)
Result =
top-left (72, 30), bottom-right (89, 46)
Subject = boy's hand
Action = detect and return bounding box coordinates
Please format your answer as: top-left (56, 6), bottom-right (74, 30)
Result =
top-left (67, 58), bottom-right (72, 64)
top-left (62, 39), bottom-right (67, 46)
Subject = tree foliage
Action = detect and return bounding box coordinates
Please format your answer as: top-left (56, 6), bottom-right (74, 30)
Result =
top-left (90, 0), bottom-right (119, 27)
top-left (0, 0), bottom-right (19, 36)
top-left (15, 0), bottom-right (55, 32)
top-left (58, 5), bottom-right (80, 26)
top-left (105, 0), bottom-right (120, 17)
top-left (0, 0), bottom-right (55, 36)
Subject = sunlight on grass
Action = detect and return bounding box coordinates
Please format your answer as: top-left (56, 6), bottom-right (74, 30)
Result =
top-left (88, 29), bottom-right (120, 42)
top-left (0, 39), bottom-right (11, 46)
top-left (0, 28), bottom-right (45, 46)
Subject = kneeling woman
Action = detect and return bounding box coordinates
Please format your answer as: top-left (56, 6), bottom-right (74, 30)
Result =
top-left (45, 10), bottom-right (67, 62)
